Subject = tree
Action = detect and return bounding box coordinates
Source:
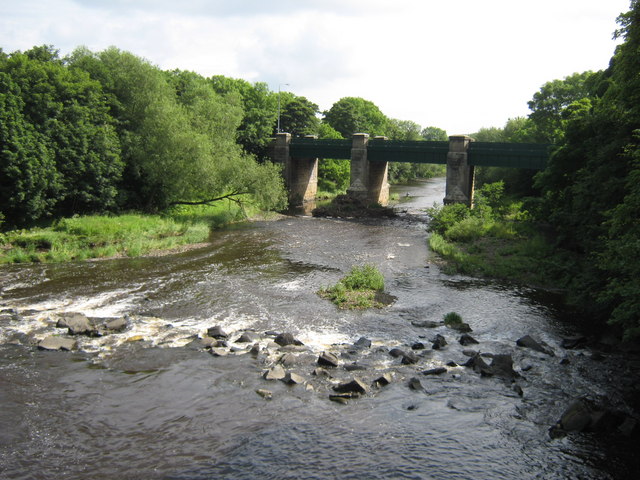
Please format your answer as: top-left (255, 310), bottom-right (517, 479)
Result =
top-left (527, 71), bottom-right (597, 143)
top-left (70, 48), bottom-right (287, 212)
top-left (0, 46), bottom-right (122, 226)
top-left (278, 95), bottom-right (320, 137)
top-left (0, 71), bottom-right (57, 227)
top-left (323, 97), bottom-right (390, 138)
top-left (388, 119), bottom-right (422, 141)
top-left (421, 126), bottom-right (448, 141)
top-left (210, 76), bottom-right (277, 160)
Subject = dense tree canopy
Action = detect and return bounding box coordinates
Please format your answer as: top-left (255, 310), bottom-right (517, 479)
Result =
top-left (0, 46), bottom-right (286, 227)
top-left (322, 97), bottom-right (390, 138)
top-left (532, 0), bottom-right (640, 338)
top-left (0, 46), bottom-right (122, 227)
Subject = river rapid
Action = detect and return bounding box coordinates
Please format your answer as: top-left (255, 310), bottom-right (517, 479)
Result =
top-left (0, 178), bottom-right (638, 479)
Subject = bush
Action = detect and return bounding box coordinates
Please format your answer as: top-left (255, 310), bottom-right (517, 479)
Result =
top-left (342, 264), bottom-right (385, 291)
top-left (443, 312), bottom-right (463, 326)
top-left (426, 203), bottom-right (471, 234)
top-left (318, 264), bottom-right (386, 309)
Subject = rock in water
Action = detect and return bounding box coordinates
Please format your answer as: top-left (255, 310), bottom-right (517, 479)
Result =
top-left (282, 372), bottom-right (305, 385)
top-left (236, 331), bottom-right (259, 343)
top-left (353, 337), bottom-right (372, 349)
top-left (38, 336), bottom-right (77, 351)
top-left (207, 326), bottom-right (228, 339)
top-left (401, 351), bottom-right (420, 365)
top-left (463, 354), bottom-right (492, 376)
top-left (317, 352), bottom-right (339, 368)
top-left (422, 367), bottom-right (447, 376)
top-left (459, 334), bottom-right (479, 346)
top-left (489, 354), bottom-right (518, 379)
top-left (373, 373), bottom-right (393, 387)
top-left (407, 377), bottom-right (423, 391)
top-left (58, 312), bottom-right (98, 336)
top-left (256, 389), bottom-right (273, 400)
top-left (432, 334), bottom-right (447, 350)
top-left (332, 378), bottom-right (368, 395)
top-left (516, 335), bottom-right (555, 356)
top-left (263, 365), bottom-right (286, 380)
top-left (274, 332), bottom-right (303, 347)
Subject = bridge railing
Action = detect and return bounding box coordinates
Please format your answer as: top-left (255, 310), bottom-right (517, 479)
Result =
top-left (468, 142), bottom-right (553, 169)
top-left (368, 139), bottom-right (449, 164)
top-left (289, 138), bottom-right (352, 159)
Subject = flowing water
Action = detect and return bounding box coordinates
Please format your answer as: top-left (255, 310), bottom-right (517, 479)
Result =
top-left (0, 178), bottom-right (638, 479)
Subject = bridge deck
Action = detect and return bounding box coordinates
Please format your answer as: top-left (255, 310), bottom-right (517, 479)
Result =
top-left (288, 137), bottom-right (552, 169)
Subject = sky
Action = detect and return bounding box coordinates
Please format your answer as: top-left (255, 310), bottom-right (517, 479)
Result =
top-left (0, 0), bottom-right (632, 135)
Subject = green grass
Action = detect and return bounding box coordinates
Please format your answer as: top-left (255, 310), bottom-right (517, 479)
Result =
top-left (0, 202), bottom-right (247, 264)
top-left (318, 264), bottom-right (386, 309)
top-left (443, 312), bottom-right (463, 326)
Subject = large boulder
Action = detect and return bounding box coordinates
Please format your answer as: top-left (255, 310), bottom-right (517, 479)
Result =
top-left (274, 332), bottom-right (304, 347)
top-left (263, 365), bottom-right (286, 380)
top-left (207, 325), bottom-right (229, 339)
top-left (549, 399), bottom-right (630, 438)
top-left (488, 354), bottom-right (518, 379)
top-left (333, 378), bottom-right (368, 395)
top-left (432, 334), bottom-right (448, 350)
top-left (236, 331), bottom-right (260, 343)
top-left (38, 336), bottom-right (77, 351)
top-left (516, 335), bottom-right (555, 356)
top-left (57, 312), bottom-right (99, 337)
top-left (317, 352), bottom-right (340, 368)
top-left (459, 334), bottom-right (479, 346)
top-left (353, 337), bottom-right (372, 349)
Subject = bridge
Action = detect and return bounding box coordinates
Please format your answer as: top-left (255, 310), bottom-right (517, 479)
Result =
top-left (272, 133), bottom-right (552, 206)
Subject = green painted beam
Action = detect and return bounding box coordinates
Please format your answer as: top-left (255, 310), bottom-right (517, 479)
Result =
top-left (286, 138), bottom-right (553, 169)
top-left (368, 140), bottom-right (449, 164)
top-left (290, 138), bottom-right (352, 159)
top-left (468, 142), bottom-right (553, 169)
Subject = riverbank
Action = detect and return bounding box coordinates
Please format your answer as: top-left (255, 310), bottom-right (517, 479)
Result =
top-left (0, 202), bottom-right (263, 264)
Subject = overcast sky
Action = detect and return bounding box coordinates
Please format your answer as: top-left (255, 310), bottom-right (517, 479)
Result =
top-left (0, 0), bottom-right (632, 134)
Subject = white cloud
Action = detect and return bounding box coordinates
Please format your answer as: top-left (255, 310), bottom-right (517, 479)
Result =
top-left (0, 0), bottom-right (631, 134)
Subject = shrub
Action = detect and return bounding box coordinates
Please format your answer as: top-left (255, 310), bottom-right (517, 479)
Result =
top-left (443, 312), bottom-right (463, 326)
top-left (342, 264), bottom-right (385, 291)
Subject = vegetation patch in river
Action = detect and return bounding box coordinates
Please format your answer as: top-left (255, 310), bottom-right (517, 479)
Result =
top-left (318, 264), bottom-right (393, 309)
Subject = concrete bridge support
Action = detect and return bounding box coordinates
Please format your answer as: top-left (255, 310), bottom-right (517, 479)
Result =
top-left (274, 133), bottom-right (319, 205)
top-left (346, 134), bottom-right (390, 205)
top-left (275, 132), bottom-right (390, 207)
top-left (444, 135), bottom-right (475, 206)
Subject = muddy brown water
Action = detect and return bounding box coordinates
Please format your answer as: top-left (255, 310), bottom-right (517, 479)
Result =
top-left (0, 178), bottom-right (638, 479)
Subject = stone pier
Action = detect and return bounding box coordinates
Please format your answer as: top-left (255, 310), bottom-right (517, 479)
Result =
top-left (274, 133), bottom-right (318, 205)
top-left (347, 133), bottom-right (390, 205)
top-left (275, 132), bottom-right (475, 208)
top-left (276, 132), bottom-right (390, 207)
top-left (443, 135), bottom-right (475, 206)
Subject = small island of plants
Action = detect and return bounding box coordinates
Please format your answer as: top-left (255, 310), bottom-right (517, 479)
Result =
top-left (318, 264), bottom-right (390, 309)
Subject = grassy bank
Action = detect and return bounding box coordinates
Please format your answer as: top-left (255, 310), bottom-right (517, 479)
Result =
top-left (426, 182), bottom-right (571, 289)
top-left (0, 201), bottom-right (250, 264)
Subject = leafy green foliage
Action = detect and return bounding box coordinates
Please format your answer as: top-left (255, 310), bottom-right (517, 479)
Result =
top-left (443, 312), bottom-right (463, 326)
top-left (0, 46), bottom-right (123, 227)
top-left (341, 264), bottom-right (385, 291)
top-left (278, 95), bottom-right (320, 137)
top-left (421, 126), bottom-right (448, 141)
top-left (322, 97), bottom-right (390, 138)
top-left (318, 264), bottom-right (386, 309)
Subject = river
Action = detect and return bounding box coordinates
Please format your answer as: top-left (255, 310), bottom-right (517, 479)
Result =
top-left (0, 177), bottom-right (637, 479)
